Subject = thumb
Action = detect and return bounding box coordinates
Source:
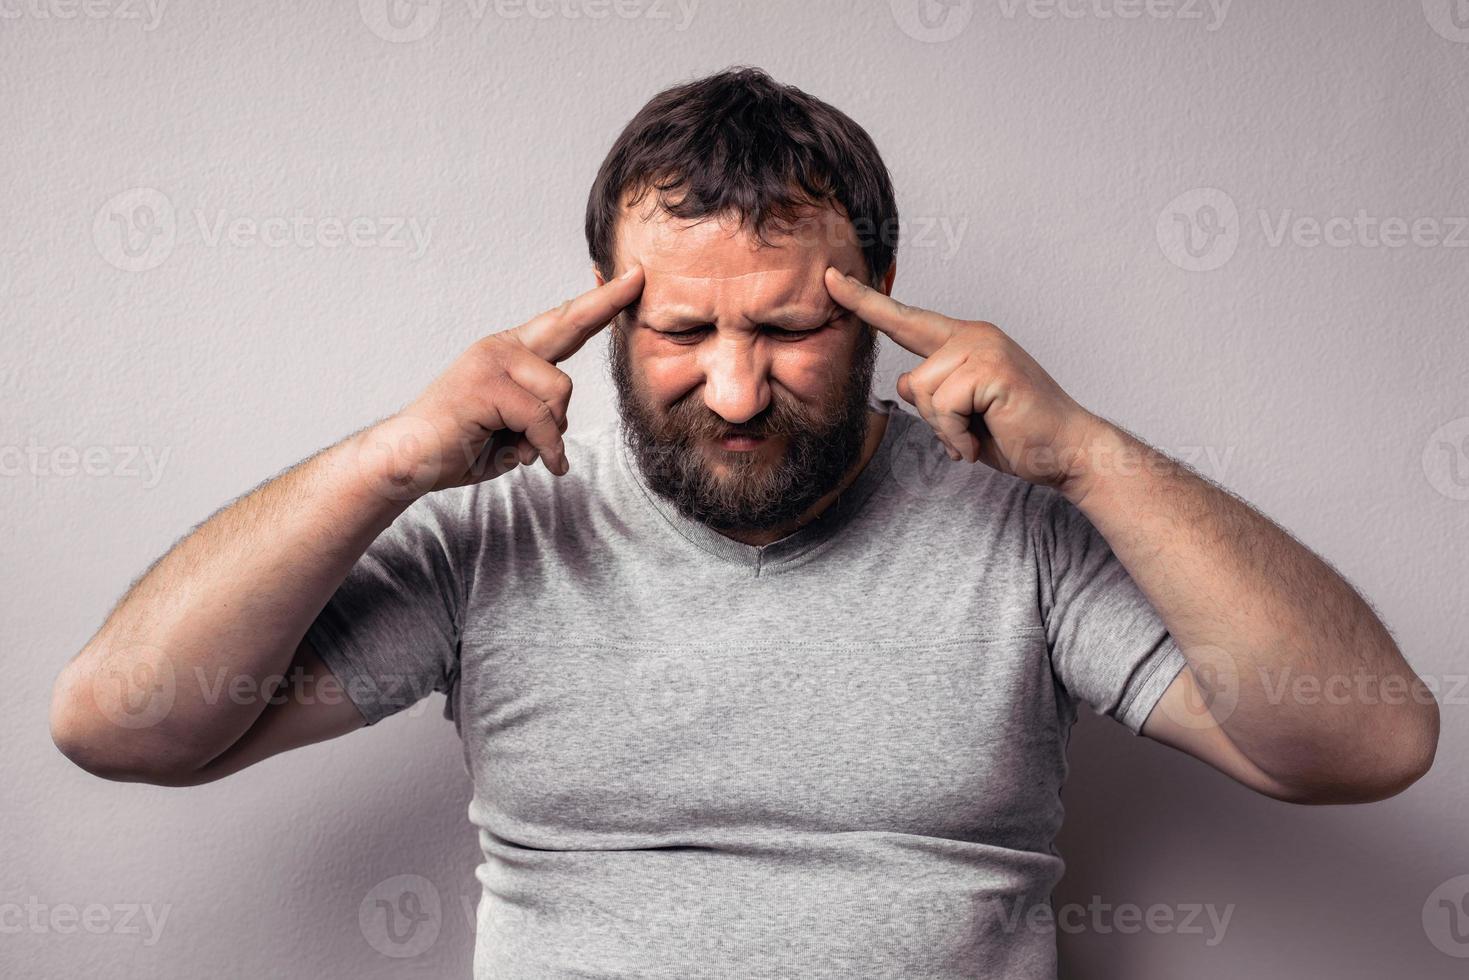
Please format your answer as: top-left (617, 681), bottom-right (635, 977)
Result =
top-left (896, 371), bottom-right (914, 405)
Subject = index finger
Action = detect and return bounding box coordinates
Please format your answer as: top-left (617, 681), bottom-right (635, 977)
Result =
top-left (517, 264), bottom-right (645, 363)
top-left (823, 266), bottom-right (952, 358)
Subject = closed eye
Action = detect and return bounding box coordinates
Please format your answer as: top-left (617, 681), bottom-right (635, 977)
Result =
top-left (654, 325), bottom-right (713, 344)
top-left (762, 326), bottom-right (814, 341)
top-left (653, 313), bottom-right (849, 344)
top-left (761, 312), bottom-right (850, 340)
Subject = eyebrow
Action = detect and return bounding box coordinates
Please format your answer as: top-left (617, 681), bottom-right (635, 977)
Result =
top-left (633, 302), bottom-right (843, 331)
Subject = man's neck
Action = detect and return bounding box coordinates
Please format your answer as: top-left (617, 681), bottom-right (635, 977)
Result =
top-left (717, 408), bottom-right (889, 548)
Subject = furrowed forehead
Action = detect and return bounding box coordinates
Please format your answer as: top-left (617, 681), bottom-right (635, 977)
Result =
top-left (611, 193), bottom-right (863, 274)
top-left (627, 265), bottom-right (837, 328)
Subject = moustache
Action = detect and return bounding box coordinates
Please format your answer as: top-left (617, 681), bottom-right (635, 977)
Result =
top-left (659, 396), bottom-right (817, 444)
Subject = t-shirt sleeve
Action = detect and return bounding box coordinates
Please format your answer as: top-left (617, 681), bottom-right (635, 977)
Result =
top-left (302, 487), bottom-right (471, 727)
top-left (1032, 485), bottom-right (1188, 735)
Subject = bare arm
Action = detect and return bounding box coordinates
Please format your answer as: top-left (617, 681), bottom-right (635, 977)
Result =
top-left (822, 269), bottom-right (1439, 805)
top-left (49, 266), bottom-right (646, 784)
top-left (49, 430), bottom-right (413, 783)
top-left (1068, 422), bottom-right (1440, 804)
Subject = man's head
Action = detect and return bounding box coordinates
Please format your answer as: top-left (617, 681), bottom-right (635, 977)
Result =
top-left (585, 67), bottom-right (899, 533)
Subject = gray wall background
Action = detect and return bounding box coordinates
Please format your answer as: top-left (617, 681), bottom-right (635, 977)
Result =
top-left (4, 1), bottom-right (1467, 977)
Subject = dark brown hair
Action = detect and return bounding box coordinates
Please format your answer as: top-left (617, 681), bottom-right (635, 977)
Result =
top-left (585, 66), bottom-right (899, 286)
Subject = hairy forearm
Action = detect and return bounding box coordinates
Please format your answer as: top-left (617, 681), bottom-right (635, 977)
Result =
top-left (51, 424), bottom-right (411, 777)
top-left (1061, 419), bottom-right (1439, 793)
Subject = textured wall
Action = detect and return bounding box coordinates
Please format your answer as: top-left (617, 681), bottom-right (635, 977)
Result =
top-left (4, 1), bottom-right (1467, 977)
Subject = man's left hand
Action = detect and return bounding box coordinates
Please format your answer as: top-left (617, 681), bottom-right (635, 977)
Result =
top-left (825, 267), bottom-right (1106, 497)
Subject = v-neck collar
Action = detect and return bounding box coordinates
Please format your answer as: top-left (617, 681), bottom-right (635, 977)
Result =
top-left (614, 395), bottom-right (911, 576)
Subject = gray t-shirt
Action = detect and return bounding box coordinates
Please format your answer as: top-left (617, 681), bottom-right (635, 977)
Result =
top-left (306, 395), bottom-right (1187, 979)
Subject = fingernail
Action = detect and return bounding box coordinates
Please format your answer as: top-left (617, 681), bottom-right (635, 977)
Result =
top-left (620, 266), bottom-right (639, 280)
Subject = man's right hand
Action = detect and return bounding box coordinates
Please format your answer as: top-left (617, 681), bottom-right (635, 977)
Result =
top-left (357, 264), bottom-right (645, 499)
top-left (49, 264), bottom-right (646, 785)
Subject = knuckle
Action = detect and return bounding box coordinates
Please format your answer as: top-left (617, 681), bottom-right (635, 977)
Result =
top-left (929, 386), bottom-right (960, 413)
top-left (471, 336), bottom-right (513, 371)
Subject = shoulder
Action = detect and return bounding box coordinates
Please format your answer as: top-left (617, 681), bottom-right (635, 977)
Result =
top-left (461, 418), bottom-right (625, 533)
top-left (878, 400), bottom-right (1053, 539)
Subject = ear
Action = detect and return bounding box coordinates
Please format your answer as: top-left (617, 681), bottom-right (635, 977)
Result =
top-left (880, 260), bottom-right (897, 296)
top-left (593, 263), bottom-right (607, 287)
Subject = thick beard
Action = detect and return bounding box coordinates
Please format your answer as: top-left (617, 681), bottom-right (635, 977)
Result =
top-left (609, 322), bottom-right (878, 534)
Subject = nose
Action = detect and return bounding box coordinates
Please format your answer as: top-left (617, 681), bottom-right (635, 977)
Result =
top-left (699, 334), bottom-right (771, 426)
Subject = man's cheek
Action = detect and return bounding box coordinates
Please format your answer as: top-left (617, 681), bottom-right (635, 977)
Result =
top-left (637, 345), bottom-right (701, 400)
top-left (773, 337), bottom-right (851, 397)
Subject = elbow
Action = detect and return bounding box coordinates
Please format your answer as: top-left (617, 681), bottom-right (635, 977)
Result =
top-left (1278, 695), bottom-right (1440, 806)
top-left (48, 659), bottom-right (206, 787)
top-left (1373, 691), bottom-right (1441, 799)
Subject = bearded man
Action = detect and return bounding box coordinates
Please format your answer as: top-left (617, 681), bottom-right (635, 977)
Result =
top-left (50, 67), bottom-right (1438, 979)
